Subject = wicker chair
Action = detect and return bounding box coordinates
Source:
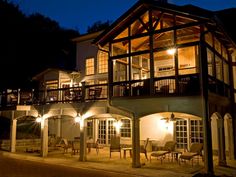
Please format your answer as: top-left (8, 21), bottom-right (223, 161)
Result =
top-left (150, 141), bottom-right (176, 163)
top-left (179, 143), bottom-right (203, 166)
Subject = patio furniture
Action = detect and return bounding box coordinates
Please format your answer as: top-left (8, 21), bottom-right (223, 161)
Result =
top-left (122, 147), bottom-right (132, 159)
top-left (140, 138), bottom-right (150, 160)
top-left (179, 143), bottom-right (203, 166)
top-left (88, 87), bottom-right (102, 100)
top-left (94, 139), bottom-right (103, 155)
top-left (149, 141), bottom-right (176, 163)
top-left (56, 138), bottom-right (71, 153)
top-left (109, 136), bottom-right (121, 158)
top-left (72, 140), bottom-right (80, 155)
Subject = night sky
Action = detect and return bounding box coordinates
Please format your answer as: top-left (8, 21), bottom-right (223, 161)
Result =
top-left (10, 0), bottom-right (236, 34)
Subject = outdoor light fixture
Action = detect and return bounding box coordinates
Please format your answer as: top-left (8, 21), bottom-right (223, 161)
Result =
top-left (36, 115), bottom-right (42, 123)
top-left (161, 112), bottom-right (181, 123)
top-left (167, 48), bottom-right (176, 55)
top-left (74, 113), bottom-right (81, 123)
top-left (113, 120), bottom-right (123, 129)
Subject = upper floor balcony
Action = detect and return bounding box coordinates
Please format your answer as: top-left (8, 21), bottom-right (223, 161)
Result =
top-left (0, 73), bottom-right (230, 109)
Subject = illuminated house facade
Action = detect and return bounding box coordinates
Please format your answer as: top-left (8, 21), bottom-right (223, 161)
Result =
top-left (0, 0), bottom-right (236, 173)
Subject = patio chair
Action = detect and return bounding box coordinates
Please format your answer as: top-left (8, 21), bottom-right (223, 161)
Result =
top-left (109, 136), bottom-right (121, 158)
top-left (95, 139), bottom-right (103, 155)
top-left (56, 138), bottom-right (71, 153)
top-left (179, 143), bottom-right (203, 166)
top-left (140, 138), bottom-right (150, 160)
top-left (150, 141), bottom-right (176, 163)
top-left (72, 140), bottom-right (80, 155)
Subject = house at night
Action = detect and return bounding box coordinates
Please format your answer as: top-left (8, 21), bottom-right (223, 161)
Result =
top-left (0, 0), bottom-right (235, 174)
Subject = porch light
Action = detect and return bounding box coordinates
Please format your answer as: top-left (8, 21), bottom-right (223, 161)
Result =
top-left (74, 113), bottom-right (81, 123)
top-left (167, 48), bottom-right (176, 55)
top-left (36, 115), bottom-right (42, 123)
top-left (113, 120), bottom-right (123, 129)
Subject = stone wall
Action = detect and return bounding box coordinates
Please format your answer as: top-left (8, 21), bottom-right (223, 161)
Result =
top-left (0, 139), bottom-right (41, 151)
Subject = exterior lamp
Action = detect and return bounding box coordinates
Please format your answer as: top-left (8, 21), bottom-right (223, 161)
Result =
top-left (74, 113), bottom-right (81, 124)
top-left (113, 120), bottom-right (123, 135)
top-left (167, 48), bottom-right (176, 55)
top-left (36, 115), bottom-right (42, 123)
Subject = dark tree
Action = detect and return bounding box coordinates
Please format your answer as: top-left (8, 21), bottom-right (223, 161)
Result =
top-left (0, 0), bottom-right (79, 90)
top-left (87, 20), bottom-right (111, 33)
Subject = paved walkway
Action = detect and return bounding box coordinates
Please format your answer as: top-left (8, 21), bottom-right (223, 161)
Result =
top-left (1, 149), bottom-right (236, 177)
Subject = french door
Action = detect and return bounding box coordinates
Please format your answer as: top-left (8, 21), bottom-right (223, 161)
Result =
top-left (98, 119), bottom-right (116, 145)
top-left (175, 119), bottom-right (203, 149)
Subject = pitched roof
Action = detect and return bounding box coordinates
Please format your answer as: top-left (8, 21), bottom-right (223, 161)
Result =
top-left (93, 0), bottom-right (236, 49)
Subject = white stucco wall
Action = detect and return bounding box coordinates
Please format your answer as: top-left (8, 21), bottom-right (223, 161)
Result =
top-left (140, 114), bottom-right (174, 147)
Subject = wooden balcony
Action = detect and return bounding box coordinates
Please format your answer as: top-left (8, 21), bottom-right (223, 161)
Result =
top-left (0, 74), bottom-right (230, 108)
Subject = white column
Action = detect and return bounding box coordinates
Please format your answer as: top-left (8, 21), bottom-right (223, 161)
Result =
top-left (10, 112), bottom-right (17, 152)
top-left (79, 118), bottom-right (87, 161)
top-left (132, 113), bottom-right (141, 168)
top-left (218, 118), bottom-right (227, 166)
top-left (56, 115), bottom-right (61, 137)
top-left (41, 118), bottom-right (48, 157)
top-left (227, 118), bottom-right (235, 160)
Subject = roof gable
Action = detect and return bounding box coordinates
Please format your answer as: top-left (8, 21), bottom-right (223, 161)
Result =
top-left (93, 0), bottom-right (213, 46)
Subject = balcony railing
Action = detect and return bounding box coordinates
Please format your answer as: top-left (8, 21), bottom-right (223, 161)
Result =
top-left (0, 74), bottom-right (230, 108)
top-left (112, 74), bottom-right (201, 97)
top-left (0, 83), bottom-right (108, 107)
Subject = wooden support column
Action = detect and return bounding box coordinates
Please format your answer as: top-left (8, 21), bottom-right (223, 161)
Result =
top-left (132, 113), bottom-right (141, 168)
top-left (218, 118), bottom-right (227, 166)
top-left (10, 111), bottom-right (17, 152)
top-left (41, 118), bottom-right (48, 157)
top-left (79, 118), bottom-right (87, 161)
top-left (199, 28), bottom-right (214, 175)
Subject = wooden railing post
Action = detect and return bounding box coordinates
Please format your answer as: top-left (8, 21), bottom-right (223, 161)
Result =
top-left (81, 82), bottom-right (86, 102)
top-left (17, 88), bottom-right (21, 105)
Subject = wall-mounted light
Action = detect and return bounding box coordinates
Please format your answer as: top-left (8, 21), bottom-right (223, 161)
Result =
top-left (36, 115), bottom-right (42, 123)
top-left (113, 120), bottom-right (123, 135)
top-left (74, 113), bottom-right (81, 124)
top-left (167, 48), bottom-right (176, 55)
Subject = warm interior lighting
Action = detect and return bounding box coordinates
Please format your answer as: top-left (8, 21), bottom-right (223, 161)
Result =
top-left (74, 113), bottom-right (81, 123)
top-left (167, 48), bottom-right (176, 55)
top-left (161, 112), bottom-right (181, 123)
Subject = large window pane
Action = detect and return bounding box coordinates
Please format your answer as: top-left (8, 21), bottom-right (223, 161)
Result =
top-left (86, 58), bottom-right (94, 75)
top-left (111, 41), bottom-right (129, 57)
top-left (177, 26), bottom-right (200, 45)
top-left (215, 55), bottom-right (223, 81)
top-left (131, 11), bottom-right (149, 36)
top-left (205, 32), bottom-right (213, 47)
top-left (223, 61), bottom-right (229, 84)
top-left (113, 58), bottom-right (129, 82)
top-left (131, 36), bottom-right (149, 52)
top-left (131, 54), bottom-right (150, 80)
top-left (154, 50), bottom-right (175, 77)
top-left (214, 37), bottom-right (221, 55)
top-left (207, 48), bottom-right (214, 76)
top-left (178, 46), bottom-right (198, 75)
top-left (153, 31), bottom-right (174, 49)
top-left (98, 51), bottom-right (108, 73)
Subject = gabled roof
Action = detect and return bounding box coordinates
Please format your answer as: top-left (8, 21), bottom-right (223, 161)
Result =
top-left (32, 68), bottom-right (79, 80)
top-left (93, 0), bottom-right (236, 49)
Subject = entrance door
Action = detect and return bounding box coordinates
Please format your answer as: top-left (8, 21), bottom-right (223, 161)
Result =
top-left (175, 119), bottom-right (203, 150)
top-left (98, 119), bottom-right (116, 145)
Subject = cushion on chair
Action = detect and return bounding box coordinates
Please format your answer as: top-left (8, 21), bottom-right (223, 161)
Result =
top-left (150, 150), bottom-right (169, 157)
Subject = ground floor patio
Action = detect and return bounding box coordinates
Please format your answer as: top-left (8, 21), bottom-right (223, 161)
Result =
top-left (1, 147), bottom-right (236, 177)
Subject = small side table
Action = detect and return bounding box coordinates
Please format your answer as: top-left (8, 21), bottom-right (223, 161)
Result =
top-left (122, 147), bottom-right (132, 159)
top-left (171, 151), bottom-right (182, 162)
